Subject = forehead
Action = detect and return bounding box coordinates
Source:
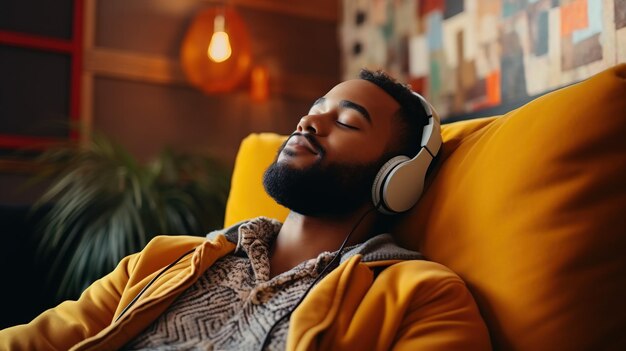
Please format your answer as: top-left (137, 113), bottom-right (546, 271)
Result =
top-left (323, 79), bottom-right (400, 121)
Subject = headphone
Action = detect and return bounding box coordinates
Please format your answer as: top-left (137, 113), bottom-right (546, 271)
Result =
top-left (371, 92), bottom-right (442, 215)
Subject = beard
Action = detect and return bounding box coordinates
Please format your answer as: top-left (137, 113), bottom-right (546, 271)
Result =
top-left (263, 136), bottom-right (386, 218)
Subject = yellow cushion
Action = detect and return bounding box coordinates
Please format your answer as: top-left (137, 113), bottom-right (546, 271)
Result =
top-left (224, 64), bottom-right (626, 349)
top-left (224, 133), bottom-right (289, 226)
top-left (396, 64), bottom-right (626, 349)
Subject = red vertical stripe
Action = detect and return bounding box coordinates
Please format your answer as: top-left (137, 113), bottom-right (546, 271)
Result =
top-left (69, 0), bottom-right (84, 141)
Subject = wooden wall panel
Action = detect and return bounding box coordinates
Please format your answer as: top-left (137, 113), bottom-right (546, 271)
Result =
top-left (86, 0), bottom-right (341, 164)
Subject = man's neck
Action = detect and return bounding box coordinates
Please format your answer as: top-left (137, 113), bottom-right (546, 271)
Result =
top-left (269, 204), bottom-right (378, 278)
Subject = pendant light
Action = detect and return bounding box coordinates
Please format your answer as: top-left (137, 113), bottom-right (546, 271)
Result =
top-left (180, 4), bottom-right (251, 94)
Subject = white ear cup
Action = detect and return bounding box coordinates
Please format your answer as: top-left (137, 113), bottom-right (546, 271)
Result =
top-left (371, 156), bottom-right (409, 214)
top-left (371, 92), bottom-right (442, 214)
top-left (380, 148), bottom-right (434, 213)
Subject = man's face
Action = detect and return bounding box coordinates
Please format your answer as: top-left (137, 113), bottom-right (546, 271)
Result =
top-left (263, 79), bottom-right (400, 217)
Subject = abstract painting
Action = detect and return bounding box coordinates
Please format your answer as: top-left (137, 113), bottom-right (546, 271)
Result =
top-left (341, 0), bottom-right (626, 120)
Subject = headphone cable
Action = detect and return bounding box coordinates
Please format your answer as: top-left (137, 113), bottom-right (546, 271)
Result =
top-left (259, 203), bottom-right (381, 350)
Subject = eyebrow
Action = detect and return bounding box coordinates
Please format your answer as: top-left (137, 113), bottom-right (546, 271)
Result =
top-left (312, 97), bottom-right (372, 123)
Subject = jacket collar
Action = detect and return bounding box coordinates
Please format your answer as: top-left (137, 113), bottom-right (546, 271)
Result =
top-left (206, 217), bottom-right (424, 263)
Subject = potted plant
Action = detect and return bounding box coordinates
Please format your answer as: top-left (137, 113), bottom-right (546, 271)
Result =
top-left (32, 133), bottom-right (230, 301)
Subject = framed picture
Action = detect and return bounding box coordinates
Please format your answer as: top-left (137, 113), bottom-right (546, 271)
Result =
top-left (0, 0), bottom-right (83, 156)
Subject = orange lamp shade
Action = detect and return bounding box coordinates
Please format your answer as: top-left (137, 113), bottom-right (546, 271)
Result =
top-left (180, 7), bottom-right (252, 94)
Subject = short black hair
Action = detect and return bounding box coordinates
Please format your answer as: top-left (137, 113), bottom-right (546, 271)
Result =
top-left (358, 69), bottom-right (429, 158)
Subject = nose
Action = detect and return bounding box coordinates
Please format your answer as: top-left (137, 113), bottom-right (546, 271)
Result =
top-left (296, 114), bottom-right (329, 135)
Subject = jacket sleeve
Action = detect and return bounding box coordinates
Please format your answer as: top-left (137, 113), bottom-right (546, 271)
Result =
top-left (390, 261), bottom-right (492, 351)
top-left (0, 253), bottom-right (138, 351)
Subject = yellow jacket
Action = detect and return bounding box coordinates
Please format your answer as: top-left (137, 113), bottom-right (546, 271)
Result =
top-left (0, 233), bottom-right (491, 350)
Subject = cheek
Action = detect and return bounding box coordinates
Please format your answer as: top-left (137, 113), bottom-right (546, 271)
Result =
top-left (328, 133), bottom-right (390, 163)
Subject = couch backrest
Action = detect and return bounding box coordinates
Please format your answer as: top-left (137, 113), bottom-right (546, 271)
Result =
top-left (224, 132), bottom-right (289, 226)
top-left (224, 64), bottom-right (626, 350)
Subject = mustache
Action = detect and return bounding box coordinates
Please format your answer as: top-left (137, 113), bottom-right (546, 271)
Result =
top-left (284, 132), bottom-right (326, 156)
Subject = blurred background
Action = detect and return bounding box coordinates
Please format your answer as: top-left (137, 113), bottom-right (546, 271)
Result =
top-left (1, 0), bottom-right (624, 328)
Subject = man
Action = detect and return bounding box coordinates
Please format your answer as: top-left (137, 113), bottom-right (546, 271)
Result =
top-left (0, 70), bottom-right (491, 350)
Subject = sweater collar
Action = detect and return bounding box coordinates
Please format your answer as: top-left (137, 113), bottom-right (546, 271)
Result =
top-left (206, 217), bottom-right (423, 263)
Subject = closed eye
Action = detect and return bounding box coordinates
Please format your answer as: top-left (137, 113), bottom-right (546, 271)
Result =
top-left (336, 121), bottom-right (359, 130)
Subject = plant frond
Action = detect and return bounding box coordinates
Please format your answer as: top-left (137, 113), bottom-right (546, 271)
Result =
top-left (33, 134), bottom-right (231, 300)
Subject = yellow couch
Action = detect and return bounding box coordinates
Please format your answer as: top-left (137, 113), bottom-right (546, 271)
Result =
top-left (224, 64), bottom-right (626, 350)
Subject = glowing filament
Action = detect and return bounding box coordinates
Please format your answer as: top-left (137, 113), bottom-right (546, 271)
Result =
top-left (207, 14), bottom-right (232, 63)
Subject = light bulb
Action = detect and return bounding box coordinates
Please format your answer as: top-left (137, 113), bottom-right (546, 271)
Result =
top-left (207, 14), bottom-right (232, 63)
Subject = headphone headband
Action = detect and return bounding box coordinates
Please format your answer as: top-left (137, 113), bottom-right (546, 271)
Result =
top-left (414, 92), bottom-right (441, 155)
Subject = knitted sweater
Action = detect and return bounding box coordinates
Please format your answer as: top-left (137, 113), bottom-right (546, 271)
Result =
top-left (125, 217), bottom-right (423, 350)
